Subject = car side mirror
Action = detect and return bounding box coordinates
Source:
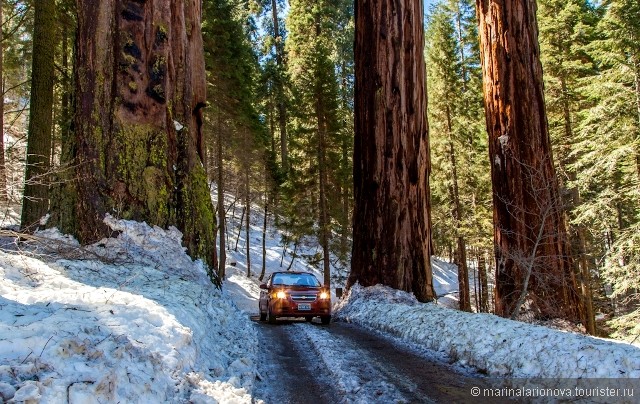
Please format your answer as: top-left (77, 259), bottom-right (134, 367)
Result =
top-left (259, 283), bottom-right (268, 290)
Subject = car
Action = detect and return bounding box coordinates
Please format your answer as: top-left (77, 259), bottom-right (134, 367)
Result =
top-left (259, 271), bottom-right (331, 325)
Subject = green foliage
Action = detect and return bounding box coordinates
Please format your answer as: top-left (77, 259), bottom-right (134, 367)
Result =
top-left (425, 0), bottom-right (492, 259)
top-left (537, 0), bottom-right (640, 337)
top-left (281, 0), bottom-right (354, 269)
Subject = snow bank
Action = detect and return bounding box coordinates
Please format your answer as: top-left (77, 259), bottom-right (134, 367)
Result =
top-left (0, 216), bottom-right (258, 403)
top-left (334, 284), bottom-right (640, 378)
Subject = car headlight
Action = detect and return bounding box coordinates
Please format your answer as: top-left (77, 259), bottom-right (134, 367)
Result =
top-left (319, 291), bottom-right (330, 300)
top-left (274, 291), bottom-right (287, 299)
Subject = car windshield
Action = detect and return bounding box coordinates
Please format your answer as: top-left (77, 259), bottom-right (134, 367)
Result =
top-left (272, 273), bottom-right (321, 287)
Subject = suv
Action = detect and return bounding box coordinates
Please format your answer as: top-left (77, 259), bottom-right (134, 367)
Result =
top-left (259, 272), bottom-right (331, 324)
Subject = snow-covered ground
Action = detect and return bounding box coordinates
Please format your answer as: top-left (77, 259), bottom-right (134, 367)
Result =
top-left (2, 189), bottom-right (640, 403)
top-left (334, 284), bottom-right (640, 379)
top-left (0, 216), bottom-right (257, 403)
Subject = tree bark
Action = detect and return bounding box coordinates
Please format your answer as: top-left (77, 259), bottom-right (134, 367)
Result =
top-left (446, 105), bottom-right (471, 311)
top-left (0, 1), bottom-right (5, 202)
top-left (217, 110), bottom-right (226, 279)
top-left (245, 167), bottom-right (251, 277)
top-left (260, 166), bottom-right (268, 282)
top-left (271, 0), bottom-right (288, 172)
top-left (72, 0), bottom-right (217, 274)
top-left (316, 88), bottom-right (331, 288)
top-left (49, 10), bottom-right (77, 235)
top-left (478, 252), bottom-right (489, 312)
top-left (349, 0), bottom-right (436, 302)
top-left (476, 0), bottom-right (581, 321)
top-left (21, 0), bottom-right (56, 229)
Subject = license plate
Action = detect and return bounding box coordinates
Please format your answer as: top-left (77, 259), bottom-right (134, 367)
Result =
top-left (298, 303), bottom-right (311, 311)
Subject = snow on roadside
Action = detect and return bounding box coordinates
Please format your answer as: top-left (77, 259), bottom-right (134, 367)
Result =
top-left (334, 284), bottom-right (640, 379)
top-left (0, 216), bottom-right (258, 403)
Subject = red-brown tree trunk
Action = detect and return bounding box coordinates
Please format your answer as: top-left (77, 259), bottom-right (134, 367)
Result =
top-left (476, 0), bottom-right (581, 321)
top-left (348, 0), bottom-right (436, 302)
top-left (73, 0), bottom-right (217, 271)
top-left (0, 2), bottom-right (5, 202)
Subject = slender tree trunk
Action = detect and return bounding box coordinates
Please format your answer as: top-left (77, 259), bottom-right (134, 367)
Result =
top-left (560, 76), bottom-right (596, 334)
top-left (235, 206), bottom-right (245, 252)
top-left (271, 0), bottom-right (288, 172)
top-left (245, 168), bottom-right (251, 277)
top-left (473, 256), bottom-right (479, 311)
top-left (478, 252), bottom-right (489, 312)
top-left (71, 0), bottom-right (217, 275)
top-left (476, 0), bottom-right (581, 321)
top-left (49, 14), bottom-right (77, 234)
top-left (260, 167), bottom-right (268, 281)
top-left (349, 0), bottom-right (436, 302)
top-left (21, 0), bottom-right (56, 230)
top-left (446, 105), bottom-right (471, 311)
top-left (0, 2), bottom-right (5, 202)
top-left (632, 53), bottom-right (640, 181)
top-left (217, 110), bottom-right (226, 279)
top-left (286, 240), bottom-right (298, 271)
top-left (316, 94), bottom-right (331, 287)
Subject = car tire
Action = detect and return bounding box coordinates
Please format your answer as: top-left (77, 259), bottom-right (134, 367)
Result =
top-left (259, 310), bottom-right (266, 321)
top-left (305, 316), bottom-right (313, 322)
top-left (267, 306), bottom-right (277, 324)
top-left (320, 315), bottom-right (331, 325)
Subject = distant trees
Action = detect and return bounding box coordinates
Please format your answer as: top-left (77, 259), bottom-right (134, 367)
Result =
top-left (475, 0), bottom-right (582, 321)
top-left (426, 0), bottom-right (490, 311)
top-left (348, 0), bottom-right (436, 302)
top-left (537, 0), bottom-right (598, 333)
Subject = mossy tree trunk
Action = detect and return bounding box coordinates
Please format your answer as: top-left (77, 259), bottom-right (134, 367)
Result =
top-left (348, 0), bottom-right (436, 302)
top-left (71, 0), bottom-right (217, 273)
top-left (21, 0), bottom-right (56, 229)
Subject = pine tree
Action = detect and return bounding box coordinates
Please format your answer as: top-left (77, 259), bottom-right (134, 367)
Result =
top-left (538, 0), bottom-right (599, 333)
top-left (426, 2), bottom-right (471, 311)
top-left (286, 0), bottom-right (344, 286)
top-left (203, 0), bottom-right (263, 278)
top-left (426, 0), bottom-right (491, 311)
top-left (573, 0), bottom-right (640, 338)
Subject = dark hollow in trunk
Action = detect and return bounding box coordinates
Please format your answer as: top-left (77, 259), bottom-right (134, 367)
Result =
top-left (71, 0), bottom-right (217, 272)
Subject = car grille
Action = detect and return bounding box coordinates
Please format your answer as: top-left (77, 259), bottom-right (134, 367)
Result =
top-left (291, 294), bottom-right (317, 303)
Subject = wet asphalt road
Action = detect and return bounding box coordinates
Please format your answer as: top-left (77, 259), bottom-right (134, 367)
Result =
top-left (250, 317), bottom-right (499, 404)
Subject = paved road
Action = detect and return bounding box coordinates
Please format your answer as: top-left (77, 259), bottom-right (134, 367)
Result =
top-left (251, 317), bottom-right (497, 403)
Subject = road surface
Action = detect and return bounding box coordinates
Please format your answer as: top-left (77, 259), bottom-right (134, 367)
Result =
top-left (251, 317), bottom-right (497, 403)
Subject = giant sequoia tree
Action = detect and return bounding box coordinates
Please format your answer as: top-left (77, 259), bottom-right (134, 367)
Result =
top-left (348, 0), bottom-right (436, 302)
top-left (476, 0), bottom-right (581, 320)
top-left (71, 1), bottom-right (217, 271)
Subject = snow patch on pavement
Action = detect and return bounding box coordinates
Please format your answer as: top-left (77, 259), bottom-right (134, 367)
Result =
top-left (290, 324), bottom-right (406, 403)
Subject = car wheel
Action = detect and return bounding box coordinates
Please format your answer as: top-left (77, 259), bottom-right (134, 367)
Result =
top-left (320, 315), bottom-right (331, 325)
top-left (305, 316), bottom-right (313, 322)
top-left (267, 306), bottom-right (277, 324)
top-left (259, 310), bottom-right (266, 321)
